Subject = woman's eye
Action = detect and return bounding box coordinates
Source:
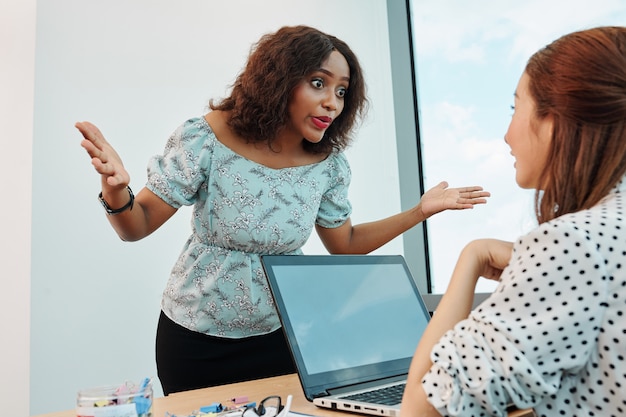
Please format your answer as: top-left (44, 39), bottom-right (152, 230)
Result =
top-left (510, 104), bottom-right (515, 114)
top-left (311, 78), bottom-right (323, 89)
top-left (336, 87), bottom-right (347, 98)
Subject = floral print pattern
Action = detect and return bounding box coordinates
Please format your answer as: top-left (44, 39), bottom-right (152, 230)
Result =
top-left (146, 117), bottom-right (351, 338)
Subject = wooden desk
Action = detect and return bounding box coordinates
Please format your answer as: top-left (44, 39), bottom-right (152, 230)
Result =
top-left (31, 373), bottom-right (532, 417)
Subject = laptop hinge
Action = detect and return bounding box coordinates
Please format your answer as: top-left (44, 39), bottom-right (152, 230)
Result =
top-left (325, 374), bottom-right (406, 396)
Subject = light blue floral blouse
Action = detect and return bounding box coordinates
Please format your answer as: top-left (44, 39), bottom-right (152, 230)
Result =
top-left (146, 117), bottom-right (352, 338)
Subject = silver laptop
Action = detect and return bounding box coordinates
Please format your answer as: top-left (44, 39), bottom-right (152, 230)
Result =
top-left (261, 254), bottom-right (431, 417)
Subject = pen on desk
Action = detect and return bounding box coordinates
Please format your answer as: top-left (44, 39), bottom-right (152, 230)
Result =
top-left (138, 377), bottom-right (151, 394)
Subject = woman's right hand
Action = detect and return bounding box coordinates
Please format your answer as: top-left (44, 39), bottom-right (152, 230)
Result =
top-left (75, 120), bottom-right (178, 241)
top-left (76, 121), bottom-right (129, 189)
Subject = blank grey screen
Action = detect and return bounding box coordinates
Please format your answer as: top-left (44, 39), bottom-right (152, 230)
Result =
top-left (272, 263), bottom-right (429, 375)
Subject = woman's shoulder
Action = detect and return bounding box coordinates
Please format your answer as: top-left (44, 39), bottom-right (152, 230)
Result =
top-left (178, 116), bottom-right (214, 137)
top-left (557, 187), bottom-right (625, 225)
top-left (325, 150), bottom-right (350, 169)
top-left (166, 116), bottom-right (217, 149)
top-left (317, 151), bottom-right (351, 188)
top-left (524, 192), bottom-right (626, 253)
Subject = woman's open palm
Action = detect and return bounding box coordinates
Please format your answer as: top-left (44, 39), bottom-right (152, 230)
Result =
top-left (420, 181), bottom-right (490, 218)
top-left (76, 121), bottom-right (130, 188)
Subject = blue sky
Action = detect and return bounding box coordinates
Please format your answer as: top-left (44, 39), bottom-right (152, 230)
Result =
top-left (410, 0), bottom-right (626, 292)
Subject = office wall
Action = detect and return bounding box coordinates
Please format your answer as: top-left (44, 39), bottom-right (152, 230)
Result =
top-left (0, 0), bottom-right (35, 416)
top-left (29, 0), bottom-right (405, 414)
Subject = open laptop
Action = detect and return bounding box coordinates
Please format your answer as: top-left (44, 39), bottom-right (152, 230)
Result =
top-left (261, 254), bottom-right (431, 417)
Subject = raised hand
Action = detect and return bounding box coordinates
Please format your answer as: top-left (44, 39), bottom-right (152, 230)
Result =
top-left (76, 121), bottom-right (130, 188)
top-left (420, 181), bottom-right (490, 218)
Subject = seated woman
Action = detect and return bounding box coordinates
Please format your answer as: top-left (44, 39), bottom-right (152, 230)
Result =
top-left (401, 26), bottom-right (626, 416)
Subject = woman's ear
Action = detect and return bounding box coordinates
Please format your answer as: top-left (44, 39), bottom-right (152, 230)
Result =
top-left (538, 114), bottom-right (554, 145)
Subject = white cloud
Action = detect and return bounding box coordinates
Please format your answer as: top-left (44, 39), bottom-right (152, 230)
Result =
top-left (412, 0), bottom-right (626, 65)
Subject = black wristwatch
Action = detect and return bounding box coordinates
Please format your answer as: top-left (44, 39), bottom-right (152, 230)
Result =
top-left (98, 186), bottom-right (135, 215)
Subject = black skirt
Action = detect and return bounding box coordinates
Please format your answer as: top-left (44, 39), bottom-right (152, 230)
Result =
top-left (155, 311), bottom-right (296, 395)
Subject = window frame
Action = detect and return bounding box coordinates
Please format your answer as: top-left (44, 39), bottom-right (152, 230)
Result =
top-left (386, 0), bottom-right (489, 311)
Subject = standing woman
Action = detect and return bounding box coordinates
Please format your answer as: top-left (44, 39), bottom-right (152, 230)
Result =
top-left (401, 26), bottom-right (626, 416)
top-left (77, 25), bottom-right (489, 395)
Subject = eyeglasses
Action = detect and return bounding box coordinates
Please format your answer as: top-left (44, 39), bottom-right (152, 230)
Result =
top-left (242, 395), bottom-right (292, 417)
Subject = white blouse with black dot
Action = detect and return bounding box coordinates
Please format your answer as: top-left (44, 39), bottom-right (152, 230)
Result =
top-left (422, 176), bottom-right (626, 417)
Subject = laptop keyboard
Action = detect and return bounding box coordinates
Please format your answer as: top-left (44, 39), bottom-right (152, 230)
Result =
top-left (339, 383), bottom-right (406, 405)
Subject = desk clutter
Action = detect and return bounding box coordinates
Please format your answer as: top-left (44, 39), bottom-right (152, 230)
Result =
top-left (76, 378), bottom-right (153, 417)
top-left (165, 394), bottom-right (293, 417)
top-left (74, 381), bottom-right (296, 417)
top-left (165, 400), bottom-right (250, 417)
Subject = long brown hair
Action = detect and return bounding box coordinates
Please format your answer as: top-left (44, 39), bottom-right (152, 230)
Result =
top-left (525, 26), bottom-right (626, 223)
top-left (210, 25), bottom-right (368, 154)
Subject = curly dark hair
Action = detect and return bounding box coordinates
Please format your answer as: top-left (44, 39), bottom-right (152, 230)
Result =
top-left (209, 25), bottom-right (369, 155)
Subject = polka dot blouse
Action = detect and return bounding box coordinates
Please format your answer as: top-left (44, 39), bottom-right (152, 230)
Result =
top-left (422, 176), bottom-right (626, 416)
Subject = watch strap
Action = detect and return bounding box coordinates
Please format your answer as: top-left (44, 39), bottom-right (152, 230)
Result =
top-left (98, 186), bottom-right (135, 215)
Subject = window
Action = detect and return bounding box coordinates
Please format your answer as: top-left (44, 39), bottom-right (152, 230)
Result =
top-left (408, 0), bottom-right (626, 293)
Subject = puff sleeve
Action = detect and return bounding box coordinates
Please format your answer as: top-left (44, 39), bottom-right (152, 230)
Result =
top-left (146, 118), bottom-right (214, 208)
top-left (316, 152), bottom-right (352, 229)
top-left (422, 219), bottom-right (609, 416)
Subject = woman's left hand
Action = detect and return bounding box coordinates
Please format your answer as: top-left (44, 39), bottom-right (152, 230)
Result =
top-left (420, 181), bottom-right (490, 218)
top-left (458, 238), bottom-right (513, 283)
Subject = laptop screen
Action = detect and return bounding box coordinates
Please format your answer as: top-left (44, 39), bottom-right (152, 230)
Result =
top-left (262, 255), bottom-right (431, 399)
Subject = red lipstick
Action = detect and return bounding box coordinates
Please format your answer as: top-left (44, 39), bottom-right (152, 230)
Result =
top-left (312, 116), bottom-right (332, 129)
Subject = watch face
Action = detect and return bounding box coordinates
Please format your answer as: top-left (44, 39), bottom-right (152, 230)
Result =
top-left (98, 192), bottom-right (113, 213)
top-left (98, 193), bottom-right (110, 211)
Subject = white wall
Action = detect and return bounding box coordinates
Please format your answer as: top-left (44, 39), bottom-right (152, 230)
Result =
top-left (0, 0), bottom-right (35, 416)
top-left (25, 0), bottom-right (403, 414)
